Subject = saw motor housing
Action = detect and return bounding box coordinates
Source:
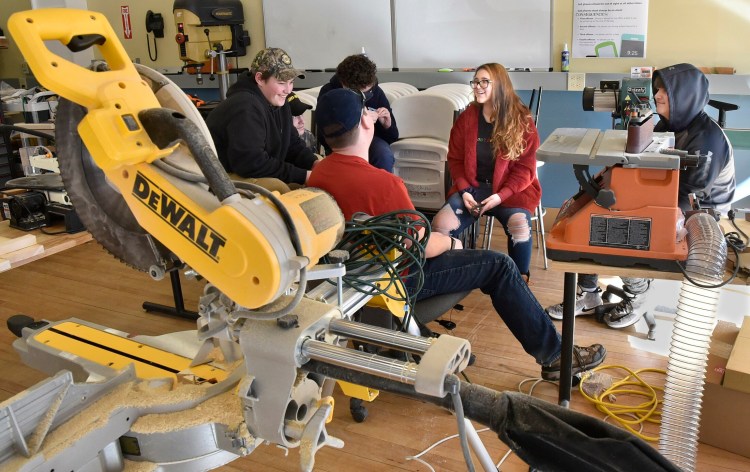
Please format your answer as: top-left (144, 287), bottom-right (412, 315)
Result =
top-left (583, 77), bottom-right (653, 128)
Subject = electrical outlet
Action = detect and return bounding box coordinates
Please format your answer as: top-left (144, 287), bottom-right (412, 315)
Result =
top-left (567, 72), bottom-right (586, 91)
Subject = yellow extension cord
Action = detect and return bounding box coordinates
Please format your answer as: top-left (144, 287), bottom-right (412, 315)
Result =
top-left (578, 364), bottom-right (667, 442)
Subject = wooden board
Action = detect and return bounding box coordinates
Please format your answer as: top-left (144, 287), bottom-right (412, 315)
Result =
top-left (0, 221), bottom-right (92, 273)
top-left (0, 234), bottom-right (37, 254)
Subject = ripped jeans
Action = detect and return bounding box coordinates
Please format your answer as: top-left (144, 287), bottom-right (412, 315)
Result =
top-left (432, 183), bottom-right (533, 275)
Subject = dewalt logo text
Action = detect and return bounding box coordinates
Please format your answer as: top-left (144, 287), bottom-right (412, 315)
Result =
top-left (133, 172), bottom-right (226, 261)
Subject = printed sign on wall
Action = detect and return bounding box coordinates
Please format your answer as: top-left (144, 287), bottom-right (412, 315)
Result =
top-left (572, 0), bottom-right (649, 58)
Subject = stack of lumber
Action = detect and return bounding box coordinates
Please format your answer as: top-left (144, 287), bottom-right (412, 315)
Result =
top-left (0, 234), bottom-right (43, 272)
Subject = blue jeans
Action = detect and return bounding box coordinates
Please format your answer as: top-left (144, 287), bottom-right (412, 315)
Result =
top-left (405, 249), bottom-right (562, 365)
top-left (436, 184), bottom-right (533, 275)
top-left (369, 136), bottom-right (395, 173)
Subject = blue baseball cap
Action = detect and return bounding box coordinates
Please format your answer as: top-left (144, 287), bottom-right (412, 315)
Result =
top-left (316, 88), bottom-right (365, 138)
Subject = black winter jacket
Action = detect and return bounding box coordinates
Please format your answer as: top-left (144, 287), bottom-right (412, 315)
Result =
top-left (206, 73), bottom-right (316, 184)
top-left (317, 74), bottom-right (399, 154)
top-left (653, 63), bottom-right (735, 212)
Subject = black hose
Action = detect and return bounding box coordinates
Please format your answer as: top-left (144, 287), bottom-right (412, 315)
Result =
top-left (137, 108), bottom-right (237, 202)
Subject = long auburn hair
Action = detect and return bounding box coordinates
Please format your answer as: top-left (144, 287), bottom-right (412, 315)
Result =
top-left (474, 63), bottom-right (531, 161)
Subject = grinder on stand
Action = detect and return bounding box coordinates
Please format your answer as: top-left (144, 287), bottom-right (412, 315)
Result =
top-left (174, 0), bottom-right (250, 100)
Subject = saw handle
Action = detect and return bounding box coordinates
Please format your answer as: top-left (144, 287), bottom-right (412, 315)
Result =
top-left (8, 9), bottom-right (147, 111)
top-left (573, 164), bottom-right (616, 209)
top-left (66, 33), bottom-right (105, 52)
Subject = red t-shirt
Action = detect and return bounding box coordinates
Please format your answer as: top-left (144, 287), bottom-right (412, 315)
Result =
top-left (307, 153), bottom-right (415, 220)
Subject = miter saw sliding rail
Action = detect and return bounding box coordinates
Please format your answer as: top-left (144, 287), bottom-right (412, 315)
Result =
top-left (2, 306), bottom-right (471, 471)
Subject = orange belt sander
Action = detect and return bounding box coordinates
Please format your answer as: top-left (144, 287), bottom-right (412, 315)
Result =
top-left (538, 127), bottom-right (697, 271)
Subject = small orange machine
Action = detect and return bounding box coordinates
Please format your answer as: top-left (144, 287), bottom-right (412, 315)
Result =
top-left (538, 125), bottom-right (697, 271)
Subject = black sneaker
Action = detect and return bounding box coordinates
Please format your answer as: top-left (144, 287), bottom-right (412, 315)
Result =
top-left (541, 344), bottom-right (607, 381)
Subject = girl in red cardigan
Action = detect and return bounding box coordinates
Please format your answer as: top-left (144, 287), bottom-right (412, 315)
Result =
top-left (432, 63), bottom-right (541, 280)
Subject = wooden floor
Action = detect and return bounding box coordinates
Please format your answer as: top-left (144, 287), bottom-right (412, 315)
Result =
top-left (1, 233), bottom-right (749, 471)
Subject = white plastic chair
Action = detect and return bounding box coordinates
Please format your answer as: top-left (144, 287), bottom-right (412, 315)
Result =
top-left (380, 82), bottom-right (418, 99)
top-left (390, 93), bottom-right (457, 141)
top-left (390, 93), bottom-right (460, 210)
top-left (425, 84), bottom-right (472, 106)
top-left (301, 85), bottom-right (323, 99)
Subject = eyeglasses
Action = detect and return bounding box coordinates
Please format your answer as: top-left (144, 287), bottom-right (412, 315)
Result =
top-left (469, 79), bottom-right (492, 89)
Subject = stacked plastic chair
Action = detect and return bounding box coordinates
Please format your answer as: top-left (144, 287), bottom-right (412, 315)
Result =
top-left (378, 81), bottom-right (418, 106)
top-left (390, 89), bottom-right (465, 211)
top-left (423, 83), bottom-right (473, 117)
top-left (299, 85), bottom-right (322, 99)
top-left (388, 86), bottom-right (476, 332)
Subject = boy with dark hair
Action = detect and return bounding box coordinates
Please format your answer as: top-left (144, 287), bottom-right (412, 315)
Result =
top-left (318, 54), bottom-right (398, 172)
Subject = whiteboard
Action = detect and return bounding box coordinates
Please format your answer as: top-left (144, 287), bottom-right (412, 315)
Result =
top-left (262, 0), bottom-right (394, 70)
top-left (262, 0), bottom-right (552, 71)
top-left (393, 0), bottom-right (552, 70)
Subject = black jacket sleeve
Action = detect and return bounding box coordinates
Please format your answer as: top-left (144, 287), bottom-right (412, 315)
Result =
top-left (675, 115), bottom-right (734, 211)
top-left (317, 81), bottom-right (335, 155)
top-left (369, 87), bottom-right (399, 144)
top-left (224, 97), bottom-right (310, 184)
top-left (286, 127), bottom-right (318, 169)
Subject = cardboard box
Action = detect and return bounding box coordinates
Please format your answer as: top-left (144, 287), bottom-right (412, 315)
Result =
top-left (705, 320), bottom-right (740, 385)
top-left (699, 382), bottom-right (750, 458)
top-left (699, 317), bottom-right (750, 458)
top-left (724, 316), bottom-right (750, 394)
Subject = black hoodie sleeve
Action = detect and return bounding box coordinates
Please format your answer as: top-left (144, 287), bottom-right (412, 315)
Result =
top-left (317, 81), bottom-right (336, 155)
top-left (675, 114), bottom-right (734, 211)
top-left (286, 125), bottom-right (318, 169)
top-left (370, 86), bottom-right (399, 144)
top-left (224, 96), bottom-right (310, 184)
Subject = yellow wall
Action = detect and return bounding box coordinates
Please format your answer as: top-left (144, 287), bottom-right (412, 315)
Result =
top-left (84, 0), bottom-right (266, 70)
top-left (2, 0), bottom-right (750, 83)
top-left (0, 0), bottom-right (31, 81)
top-left (553, 0), bottom-right (750, 74)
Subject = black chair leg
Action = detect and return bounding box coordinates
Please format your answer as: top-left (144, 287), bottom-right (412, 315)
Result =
top-left (142, 270), bottom-right (199, 320)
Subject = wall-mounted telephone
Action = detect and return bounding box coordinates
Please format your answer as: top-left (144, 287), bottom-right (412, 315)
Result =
top-left (146, 11), bottom-right (164, 38)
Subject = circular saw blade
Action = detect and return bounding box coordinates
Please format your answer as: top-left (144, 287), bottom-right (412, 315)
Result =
top-left (56, 98), bottom-right (173, 272)
top-left (55, 64), bottom-right (215, 273)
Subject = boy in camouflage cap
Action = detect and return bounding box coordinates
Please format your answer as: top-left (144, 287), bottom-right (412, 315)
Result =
top-left (251, 47), bottom-right (305, 81)
top-left (207, 47), bottom-right (316, 191)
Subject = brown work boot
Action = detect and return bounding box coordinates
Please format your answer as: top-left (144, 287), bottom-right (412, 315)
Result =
top-left (540, 344), bottom-right (607, 382)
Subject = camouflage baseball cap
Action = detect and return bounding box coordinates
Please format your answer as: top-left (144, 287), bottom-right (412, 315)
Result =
top-left (251, 47), bottom-right (305, 81)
